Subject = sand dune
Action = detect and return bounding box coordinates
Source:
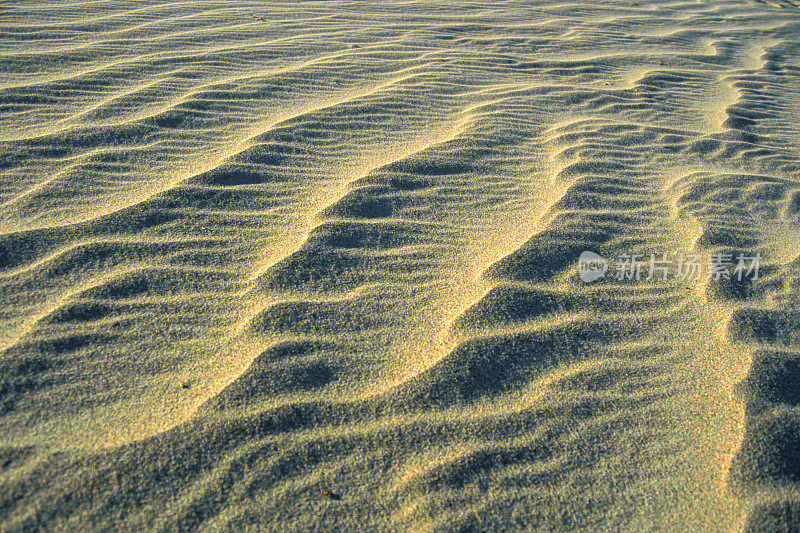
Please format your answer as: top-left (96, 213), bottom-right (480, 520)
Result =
top-left (1, 0), bottom-right (799, 530)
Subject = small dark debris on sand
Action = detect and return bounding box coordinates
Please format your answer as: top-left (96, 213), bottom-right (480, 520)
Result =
top-left (322, 490), bottom-right (342, 501)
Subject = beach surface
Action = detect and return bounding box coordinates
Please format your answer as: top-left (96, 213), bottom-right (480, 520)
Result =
top-left (1, 1), bottom-right (799, 530)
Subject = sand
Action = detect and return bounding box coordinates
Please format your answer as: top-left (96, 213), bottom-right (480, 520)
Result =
top-left (1, 0), bottom-right (799, 530)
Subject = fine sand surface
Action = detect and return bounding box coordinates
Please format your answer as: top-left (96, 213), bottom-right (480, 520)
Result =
top-left (1, 0), bottom-right (799, 530)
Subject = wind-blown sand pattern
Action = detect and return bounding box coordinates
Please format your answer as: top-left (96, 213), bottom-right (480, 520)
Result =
top-left (1, 0), bottom-right (799, 530)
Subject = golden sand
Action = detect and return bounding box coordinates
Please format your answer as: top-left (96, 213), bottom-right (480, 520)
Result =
top-left (2, 1), bottom-right (800, 530)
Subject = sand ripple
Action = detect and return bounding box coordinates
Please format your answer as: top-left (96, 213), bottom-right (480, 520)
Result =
top-left (1, 0), bottom-right (799, 530)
